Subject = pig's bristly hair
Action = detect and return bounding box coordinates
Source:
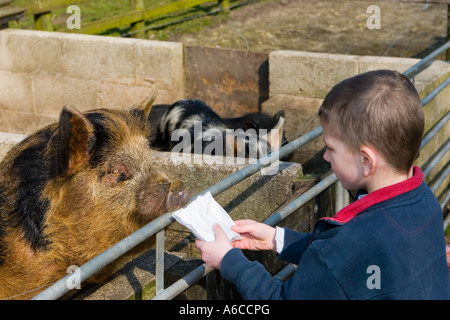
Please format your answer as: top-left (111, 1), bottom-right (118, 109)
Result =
top-left (0, 128), bottom-right (55, 252)
top-left (130, 83), bottom-right (158, 121)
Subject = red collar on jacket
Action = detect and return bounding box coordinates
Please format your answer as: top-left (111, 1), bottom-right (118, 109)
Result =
top-left (322, 166), bottom-right (424, 225)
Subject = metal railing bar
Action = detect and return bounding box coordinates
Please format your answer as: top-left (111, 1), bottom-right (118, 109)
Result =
top-left (152, 264), bottom-right (214, 300)
top-left (442, 191), bottom-right (450, 230)
top-left (420, 76), bottom-right (450, 107)
top-left (403, 41), bottom-right (450, 80)
top-left (155, 229), bottom-right (165, 294)
top-left (274, 263), bottom-right (297, 281)
top-left (262, 173), bottom-right (338, 227)
top-left (422, 139), bottom-right (450, 179)
top-left (335, 181), bottom-right (347, 213)
top-left (421, 111), bottom-right (449, 150)
top-left (430, 163), bottom-right (449, 194)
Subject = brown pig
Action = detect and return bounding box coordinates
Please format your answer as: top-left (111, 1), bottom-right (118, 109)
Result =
top-left (0, 90), bottom-right (188, 299)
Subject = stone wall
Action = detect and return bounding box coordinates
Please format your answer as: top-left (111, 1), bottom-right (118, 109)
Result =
top-left (0, 29), bottom-right (185, 135)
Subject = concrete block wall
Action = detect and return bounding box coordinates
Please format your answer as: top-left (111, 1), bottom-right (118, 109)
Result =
top-left (0, 29), bottom-right (185, 135)
top-left (267, 50), bottom-right (447, 99)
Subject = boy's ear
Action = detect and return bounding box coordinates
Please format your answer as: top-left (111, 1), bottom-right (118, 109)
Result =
top-left (360, 146), bottom-right (377, 177)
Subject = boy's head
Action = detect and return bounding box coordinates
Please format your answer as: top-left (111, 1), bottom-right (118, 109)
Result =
top-left (318, 70), bottom-right (424, 175)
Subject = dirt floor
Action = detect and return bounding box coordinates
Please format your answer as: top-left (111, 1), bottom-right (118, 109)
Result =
top-left (154, 0), bottom-right (448, 59)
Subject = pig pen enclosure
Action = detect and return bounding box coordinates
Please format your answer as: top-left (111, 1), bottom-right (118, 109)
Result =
top-left (0, 27), bottom-right (449, 299)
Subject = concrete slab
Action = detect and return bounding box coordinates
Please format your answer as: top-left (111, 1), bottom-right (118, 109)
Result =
top-left (73, 250), bottom-right (186, 300)
top-left (269, 50), bottom-right (359, 99)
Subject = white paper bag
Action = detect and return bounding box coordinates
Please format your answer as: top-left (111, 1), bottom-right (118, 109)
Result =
top-left (172, 191), bottom-right (242, 242)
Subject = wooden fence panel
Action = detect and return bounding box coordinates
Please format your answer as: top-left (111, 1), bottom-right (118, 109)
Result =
top-left (25, 0), bottom-right (232, 37)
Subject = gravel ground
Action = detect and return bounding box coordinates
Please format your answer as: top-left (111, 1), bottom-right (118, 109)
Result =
top-left (157, 0), bottom-right (448, 58)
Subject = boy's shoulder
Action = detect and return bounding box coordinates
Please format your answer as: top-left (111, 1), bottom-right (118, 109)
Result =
top-left (315, 178), bottom-right (441, 249)
top-left (319, 167), bottom-right (437, 232)
top-left (353, 179), bottom-right (441, 237)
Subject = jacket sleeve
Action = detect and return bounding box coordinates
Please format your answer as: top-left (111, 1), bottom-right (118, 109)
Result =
top-left (277, 228), bottom-right (311, 265)
top-left (220, 246), bottom-right (347, 300)
top-left (220, 248), bottom-right (286, 300)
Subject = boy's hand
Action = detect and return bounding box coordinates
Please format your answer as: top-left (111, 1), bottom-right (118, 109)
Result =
top-left (195, 224), bottom-right (233, 270)
top-left (231, 219), bottom-right (277, 252)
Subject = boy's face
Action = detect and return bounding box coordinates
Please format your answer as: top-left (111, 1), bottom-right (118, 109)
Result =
top-left (322, 123), bottom-right (364, 191)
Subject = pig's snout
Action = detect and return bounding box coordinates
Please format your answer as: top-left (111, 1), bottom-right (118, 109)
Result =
top-left (136, 179), bottom-right (189, 220)
top-left (164, 181), bottom-right (189, 212)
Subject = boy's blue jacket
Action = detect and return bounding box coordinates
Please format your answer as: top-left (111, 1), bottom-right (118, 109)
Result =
top-left (221, 167), bottom-right (450, 299)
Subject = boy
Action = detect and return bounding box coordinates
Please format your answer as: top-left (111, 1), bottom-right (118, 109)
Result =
top-left (195, 70), bottom-right (450, 299)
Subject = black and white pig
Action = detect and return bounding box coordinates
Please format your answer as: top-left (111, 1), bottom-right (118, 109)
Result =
top-left (153, 99), bottom-right (290, 160)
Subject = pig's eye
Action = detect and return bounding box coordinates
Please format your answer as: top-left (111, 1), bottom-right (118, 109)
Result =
top-left (101, 164), bottom-right (131, 186)
top-left (109, 169), bottom-right (127, 182)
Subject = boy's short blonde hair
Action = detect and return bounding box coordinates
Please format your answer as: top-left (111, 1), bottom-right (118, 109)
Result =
top-left (318, 70), bottom-right (424, 174)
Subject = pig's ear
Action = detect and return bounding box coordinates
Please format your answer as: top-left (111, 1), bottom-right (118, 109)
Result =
top-left (133, 83), bottom-right (158, 121)
top-left (58, 106), bottom-right (95, 176)
top-left (267, 112), bottom-right (285, 151)
top-left (272, 111), bottom-right (285, 131)
top-left (273, 110), bottom-right (285, 122)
